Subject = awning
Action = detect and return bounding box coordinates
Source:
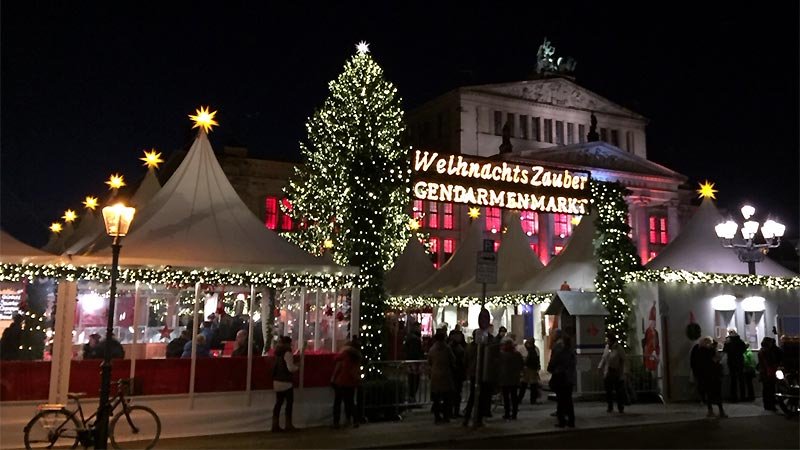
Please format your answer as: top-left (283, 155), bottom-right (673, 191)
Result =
top-left (544, 291), bottom-right (609, 316)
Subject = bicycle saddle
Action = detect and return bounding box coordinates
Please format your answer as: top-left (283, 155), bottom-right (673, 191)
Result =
top-left (68, 392), bottom-right (87, 400)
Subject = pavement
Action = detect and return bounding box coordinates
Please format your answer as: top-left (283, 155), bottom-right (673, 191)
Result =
top-left (155, 399), bottom-right (779, 449)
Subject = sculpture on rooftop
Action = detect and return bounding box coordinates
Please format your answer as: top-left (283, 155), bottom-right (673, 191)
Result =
top-left (535, 38), bottom-right (577, 76)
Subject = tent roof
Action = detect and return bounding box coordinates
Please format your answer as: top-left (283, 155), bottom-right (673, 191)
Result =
top-left (544, 291), bottom-right (608, 316)
top-left (448, 210), bottom-right (544, 296)
top-left (1, 230), bottom-right (61, 264)
top-left (517, 210), bottom-right (599, 293)
top-left (385, 237), bottom-right (437, 296)
top-left (647, 198), bottom-right (796, 277)
top-left (87, 131), bottom-right (333, 272)
top-left (411, 218), bottom-right (484, 296)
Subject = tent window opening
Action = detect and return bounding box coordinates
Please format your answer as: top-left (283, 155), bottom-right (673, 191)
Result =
top-left (429, 237), bottom-right (439, 268)
top-left (521, 211), bottom-right (538, 235)
top-left (428, 202), bottom-right (439, 229)
top-left (443, 238), bottom-right (455, 263)
top-left (443, 203), bottom-right (454, 230)
top-left (265, 196), bottom-right (279, 230)
top-left (744, 311), bottom-right (764, 349)
top-left (554, 214), bottom-right (571, 238)
top-left (486, 207), bottom-right (501, 232)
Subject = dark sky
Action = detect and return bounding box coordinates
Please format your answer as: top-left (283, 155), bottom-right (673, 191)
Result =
top-left (2, 2), bottom-right (799, 248)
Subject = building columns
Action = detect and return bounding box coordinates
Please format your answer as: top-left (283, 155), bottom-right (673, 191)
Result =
top-left (629, 198), bottom-right (650, 264)
top-left (667, 202), bottom-right (681, 243)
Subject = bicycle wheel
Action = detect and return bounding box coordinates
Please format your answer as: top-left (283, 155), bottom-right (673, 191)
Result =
top-left (109, 405), bottom-right (161, 450)
top-left (24, 409), bottom-right (81, 449)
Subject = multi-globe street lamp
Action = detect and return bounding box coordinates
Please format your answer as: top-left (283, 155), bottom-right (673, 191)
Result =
top-left (714, 204), bottom-right (784, 275)
top-left (95, 202), bottom-right (136, 449)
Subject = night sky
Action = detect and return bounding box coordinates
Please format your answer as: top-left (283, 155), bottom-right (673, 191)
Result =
top-left (2, 3), bottom-right (798, 250)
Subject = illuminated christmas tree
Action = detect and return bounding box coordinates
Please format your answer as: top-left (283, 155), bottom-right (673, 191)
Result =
top-left (284, 42), bottom-right (411, 368)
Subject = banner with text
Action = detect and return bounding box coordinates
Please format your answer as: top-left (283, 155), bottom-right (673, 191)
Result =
top-left (411, 150), bottom-right (591, 215)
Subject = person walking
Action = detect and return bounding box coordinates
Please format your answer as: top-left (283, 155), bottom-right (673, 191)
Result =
top-left (404, 322), bottom-right (424, 402)
top-left (428, 330), bottom-right (455, 424)
top-left (272, 336), bottom-right (299, 432)
top-left (742, 343), bottom-right (757, 402)
top-left (518, 339), bottom-right (541, 405)
top-left (598, 334), bottom-right (627, 413)
top-left (723, 329), bottom-right (747, 402)
top-left (498, 337), bottom-right (524, 420)
top-left (548, 334), bottom-right (576, 428)
top-left (448, 329), bottom-right (466, 418)
top-left (758, 336), bottom-right (783, 411)
top-left (696, 336), bottom-right (727, 418)
top-left (462, 329), bottom-right (483, 427)
top-left (689, 338), bottom-right (707, 404)
top-left (331, 336), bottom-right (362, 428)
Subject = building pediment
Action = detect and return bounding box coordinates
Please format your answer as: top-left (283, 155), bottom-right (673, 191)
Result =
top-left (464, 78), bottom-right (645, 120)
top-left (512, 142), bottom-right (685, 181)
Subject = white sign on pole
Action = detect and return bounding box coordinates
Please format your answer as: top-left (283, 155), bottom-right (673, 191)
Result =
top-left (476, 251), bottom-right (497, 284)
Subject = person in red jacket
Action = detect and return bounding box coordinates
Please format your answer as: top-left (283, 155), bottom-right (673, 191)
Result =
top-left (331, 336), bottom-right (362, 428)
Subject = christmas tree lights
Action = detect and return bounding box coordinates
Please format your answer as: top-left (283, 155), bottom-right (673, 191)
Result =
top-left (283, 43), bottom-right (410, 371)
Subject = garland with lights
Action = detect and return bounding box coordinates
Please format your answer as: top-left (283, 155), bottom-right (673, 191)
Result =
top-left (592, 181), bottom-right (642, 347)
top-left (0, 263), bottom-right (364, 290)
top-left (282, 43), bottom-right (410, 372)
top-left (625, 268), bottom-right (800, 290)
top-left (386, 292), bottom-right (554, 309)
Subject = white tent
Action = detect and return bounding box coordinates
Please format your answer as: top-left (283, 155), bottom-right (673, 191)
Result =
top-left (516, 211), bottom-right (599, 293)
top-left (448, 210), bottom-right (544, 296)
top-left (64, 170), bottom-right (162, 256)
top-left (1, 230), bottom-right (62, 264)
top-left (42, 222), bottom-right (75, 255)
top-left (86, 130), bottom-right (331, 272)
top-left (647, 198), bottom-right (795, 276)
top-left (385, 237), bottom-right (436, 296)
top-left (410, 218), bottom-right (484, 296)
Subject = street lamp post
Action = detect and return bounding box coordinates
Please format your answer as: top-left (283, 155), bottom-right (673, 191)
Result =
top-left (95, 203), bottom-right (135, 449)
top-left (714, 204), bottom-right (784, 275)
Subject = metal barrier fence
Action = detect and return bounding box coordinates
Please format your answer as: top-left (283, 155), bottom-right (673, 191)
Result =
top-left (577, 355), bottom-right (663, 404)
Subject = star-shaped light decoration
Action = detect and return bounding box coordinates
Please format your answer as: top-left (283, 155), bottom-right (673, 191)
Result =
top-left (158, 325), bottom-right (174, 340)
top-left (356, 41), bottom-right (370, 54)
top-left (49, 222), bottom-right (63, 234)
top-left (408, 217), bottom-right (420, 231)
top-left (106, 173), bottom-right (126, 190)
top-left (140, 149), bottom-right (164, 169)
top-left (323, 239), bottom-right (334, 249)
top-left (697, 180), bottom-right (717, 200)
top-left (570, 216), bottom-right (582, 226)
top-left (83, 196), bottom-right (99, 210)
top-left (468, 207), bottom-right (481, 219)
top-left (189, 106), bottom-right (219, 134)
top-left (62, 209), bottom-right (78, 223)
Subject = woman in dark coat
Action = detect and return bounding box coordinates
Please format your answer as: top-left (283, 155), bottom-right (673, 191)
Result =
top-left (547, 334), bottom-right (576, 428)
top-left (696, 336), bottom-right (727, 418)
top-left (427, 330), bottom-right (455, 424)
top-left (448, 329), bottom-right (466, 418)
top-left (498, 338), bottom-right (524, 420)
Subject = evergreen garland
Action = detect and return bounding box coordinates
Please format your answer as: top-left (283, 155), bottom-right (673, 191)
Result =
top-left (283, 45), bottom-right (410, 371)
top-left (592, 181), bottom-right (642, 347)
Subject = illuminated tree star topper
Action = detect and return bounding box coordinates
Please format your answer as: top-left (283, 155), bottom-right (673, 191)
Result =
top-left (49, 222), bottom-right (63, 233)
top-left (468, 207), bottom-right (481, 219)
top-left (189, 106), bottom-right (219, 133)
top-left (356, 41), bottom-right (370, 54)
top-left (697, 180), bottom-right (717, 200)
top-left (83, 196), bottom-right (99, 210)
top-left (408, 217), bottom-right (420, 231)
top-left (62, 209), bottom-right (78, 223)
top-left (106, 174), bottom-right (126, 190)
top-left (140, 149), bottom-right (164, 169)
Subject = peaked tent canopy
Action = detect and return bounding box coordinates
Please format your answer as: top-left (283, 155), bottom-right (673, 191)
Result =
top-left (448, 210), bottom-right (544, 296)
top-left (647, 198), bottom-right (796, 276)
top-left (87, 130), bottom-right (333, 272)
top-left (517, 210), bottom-right (599, 293)
top-left (1, 230), bottom-right (61, 264)
top-left (410, 217), bottom-right (484, 296)
top-left (385, 236), bottom-right (436, 296)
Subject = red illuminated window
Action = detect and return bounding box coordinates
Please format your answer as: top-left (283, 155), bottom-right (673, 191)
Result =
top-left (443, 203), bottom-right (454, 230)
top-left (443, 238), bottom-right (455, 262)
top-left (413, 200), bottom-right (424, 220)
top-left (554, 214), bottom-right (572, 238)
top-left (554, 245), bottom-right (564, 255)
top-left (521, 211), bottom-right (538, 235)
top-left (265, 196), bottom-right (278, 230)
top-left (486, 207), bottom-right (501, 232)
top-left (429, 237), bottom-right (439, 268)
top-left (280, 198), bottom-right (294, 231)
top-left (428, 202), bottom-right (439, 229)
top-left (649, 216), bottom-right (668, 244)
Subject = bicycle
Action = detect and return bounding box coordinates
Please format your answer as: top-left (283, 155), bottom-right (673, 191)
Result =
top-left (23, 378), bottom-right (161, 449)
